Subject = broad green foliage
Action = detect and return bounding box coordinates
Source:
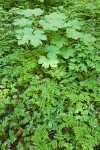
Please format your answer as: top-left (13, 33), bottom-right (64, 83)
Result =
top-left (13, 18), bottom-right (33, 26)
top-left (15, 28), bottom-right (47, 46)
top-left (16, 8), bottom-right (44, 17)
top-left (13, 8), bottom-right (97, 68)
top-left (38, 55), bottom-right (59, 68)
top-left (39, 12), bottom-right (66, 31)
top-left (38, 45), bottom-right (60, 68)
top-left (0, 0), bottom-right (100, 150)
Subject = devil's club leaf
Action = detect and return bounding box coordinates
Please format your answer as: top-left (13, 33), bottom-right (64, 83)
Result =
top-left (38, 56), bottom-right (50, 68)
top-left (81, 33), bottom-right (96, 45)
top-left (44, 45), bottom-right (60, 59)
top-left (38, 45), bottom-right (60, 68)
top-left (51, 34), bottom-right (68, 48)
top-left (32, 8), bottom-right (44, 16)
top-left (16, 8), bottom-right (44, 17)
top-left (17, 9), bottom-right (33, 17)
top-left (39, 12), bottom-right (66, 31)
top-left (15, 28), bottom-right (47, 46)
top-left (13, 18), bottom-right (33, 26)
top-left (15, 27), bottom-right (33, 35)
top-left (30, 30), bottom-right (47, 47)
top-left (15, 27), bottom-right (33, 45)
top-left (66, 28), bottom-right (83, 40)
top-left (66, 19), bottom-right (84, 29)
top-left (38, 55), bottom-right (59, 68)
top-left (45, 45), bottom-right (60, 54)
top-left (60, 47), bottom-right (75, 59)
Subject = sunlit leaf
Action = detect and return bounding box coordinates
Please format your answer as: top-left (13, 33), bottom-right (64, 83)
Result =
top-left (66, 28), bottom-right (83, 40)
top-left (38, 55), bottom-right (59, 68)
top-left (17, 8), bottom-right (44, 17)
top-left (15, 28), bottom-right (47, 46)
top-left (39, 12), bottom-right (66, 31)
top-left (81, 33), bottom-right (96, 45)
top-left (13, 18), bottom-right (33, 26)
top-left (66, 19), bottom-right (84, 29)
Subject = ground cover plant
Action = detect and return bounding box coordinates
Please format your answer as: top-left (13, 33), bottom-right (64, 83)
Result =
top-left (0, 0), bottom-right (100, 150)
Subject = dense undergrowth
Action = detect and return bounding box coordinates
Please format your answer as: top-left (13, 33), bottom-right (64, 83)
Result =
top-left (0, 0), bottom-right (100, 150)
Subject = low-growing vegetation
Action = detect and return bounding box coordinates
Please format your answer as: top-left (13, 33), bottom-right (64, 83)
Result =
top-left (0, 0), bottom-right (100, 149)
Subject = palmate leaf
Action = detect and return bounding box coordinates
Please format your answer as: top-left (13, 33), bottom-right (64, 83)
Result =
top-left (16, 8), bottom-right (44, 17)
top-left (15, 27), bottom-right (33, 44)
top-left (45, 12), bottom-right (66, 20)
top-left (32, 8), bottom-right (44, 16)
top-left (44, 45), bottom-right (60, 60)
top-left (60, 46), bottom-right (75, 59)
top-left (13, 18), bottom-right (33, 26)
top-left (15, 27), bottom-right (33, 35)
top-left (38, 54), bottom-right (59, 68)
top-left (15, 27), bottom-right (47, 47)
top-left (66, 19), bottom-right (84, 29)
top-left (66, 28), bottom-right (83, 40)
top-left (39, 12), bottom-right (66, 31)
top-left (45, 45), bottom-right (60, 54)
top-left (81, 33), bottom-right (96, 45)
top-left (30, 30), bottom-right (47, 47)
top-left (51, 34), bottom-right (68, 48)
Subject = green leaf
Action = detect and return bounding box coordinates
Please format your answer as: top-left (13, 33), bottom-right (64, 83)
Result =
top-left (38, 55), bottom-right (59, 68)
top-left (51, 34), bottom-right (68, 48)
top-left (17, 142), bottom-right (24, 150)
top-left (79, 64), bottom-right (88, 72)
top-left (15, 27), bottom-right (33, 45)
top-left (43, 45), bottom-right (60, 64)
top-left (66, 19), bottom-right (84, 29)
top-left (16, 27), bottom-right (33, 35)
top-left (32, 8), bottom-right (44, 16)
top-left (45, 45), bottom-right (60, 54)
top-left (39, 12), bottom-right (66, 31)
top-left (17, 8), bottom-right (44, 17)
top-left (69, 63), bottom-right (80, 71)
top-left (81, 33), bottom-right (96, 45)
top-left (17, 9), bottom-right (33, 17)
top-left (60, 46), bottom-right (75, 59)
top-left (66, 28), bottom-right (83, 40)
top-left (75, 102), bottom-right (83, 113)
top-left (15, 28), bottom-right (47, 46)
top-left (13, 18), bottom-right (32, 26)
top-left (30, 30), bottom-right (47, 47)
